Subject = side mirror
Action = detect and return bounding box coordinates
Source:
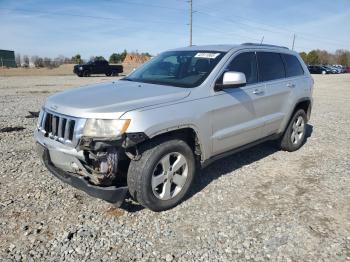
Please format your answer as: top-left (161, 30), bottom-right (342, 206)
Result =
top-left (215, 71), bottom-right (247, 91)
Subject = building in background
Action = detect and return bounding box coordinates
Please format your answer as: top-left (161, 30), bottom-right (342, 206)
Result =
top-left (0, 49), bottom-right (16, 68)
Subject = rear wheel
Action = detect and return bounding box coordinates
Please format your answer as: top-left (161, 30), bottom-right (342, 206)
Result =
top-left (279, 109), bottom-right (307, 152)
top-left (111, 71), bottom-right (118, 76)
top-left (127, 138), bottom-right (195, 212)
top-left (105, 72), bottom-right (111, 76)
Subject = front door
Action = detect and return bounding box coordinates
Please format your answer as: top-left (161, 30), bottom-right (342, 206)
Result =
top-left (210, 52), bottom-right (266, 155)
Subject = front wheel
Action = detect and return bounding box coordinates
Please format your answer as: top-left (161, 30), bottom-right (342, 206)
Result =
top-left (83, 70), bottom-right (90, 77)
top-left (279, 109), bottom-right (307, 152)
top-left (127, 138), bottom-right (196, 212)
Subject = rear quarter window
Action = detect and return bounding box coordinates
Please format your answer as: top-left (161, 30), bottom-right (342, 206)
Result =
top-left (257, 52), bottom-right (285, 82)
top-left (283, 54), bottom-right (304, 77)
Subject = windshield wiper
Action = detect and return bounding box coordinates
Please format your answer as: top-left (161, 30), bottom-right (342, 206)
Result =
top-left (121, 77), bottom-right (134, 81)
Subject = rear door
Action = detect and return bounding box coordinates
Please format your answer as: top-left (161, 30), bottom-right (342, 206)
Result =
top-left (211, 51), bottom-right (267, 155)
top-left (256, 51), bottom-right (294, 136)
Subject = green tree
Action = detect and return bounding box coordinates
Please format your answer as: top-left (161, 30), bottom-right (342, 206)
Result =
top-left (299, 52), bottom-right (308, 64)
top-left (120, 49), bottom-right (127, 62)
top-left (307, 50), bottom-right (320, 65)
top-left (71, 54), bottom-right (82, 64)
top-left (109, 53), bottom-right (121, 63)
top-left (94, 56), bottom-right (106, 61)
top-left (141, 52), bottom-right (152, 58)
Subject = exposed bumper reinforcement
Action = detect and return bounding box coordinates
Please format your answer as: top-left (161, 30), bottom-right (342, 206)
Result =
top-left (37, 143), bottom-right (128, 207)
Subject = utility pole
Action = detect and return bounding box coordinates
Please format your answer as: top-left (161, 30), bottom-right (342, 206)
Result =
top-left (292, 34), bottom-right (296, 50)
top-left (189, 0), bottom-right (193, 46)
top-left (260, 36), bottom-right (264, 44)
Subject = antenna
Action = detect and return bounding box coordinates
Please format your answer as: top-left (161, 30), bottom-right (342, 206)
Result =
top-left (260, 36), bottom-right (264, 44)
top-left (292, 34), bottom-right (296, 50)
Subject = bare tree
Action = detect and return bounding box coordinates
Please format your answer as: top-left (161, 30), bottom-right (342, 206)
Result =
top-left (335, 49), bottom-right (350, 66)
top-left (32, 56), bottom-right (44, 68)
top-left (43, 57), bottom-right (52, 68)
top-left (15, 53), bottom-right (21, 67)
top-left (23, 55), bottom-right (30, 67)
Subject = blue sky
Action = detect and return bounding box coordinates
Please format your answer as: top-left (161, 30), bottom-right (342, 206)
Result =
top-left (0, 0), bottom-right (349, 59)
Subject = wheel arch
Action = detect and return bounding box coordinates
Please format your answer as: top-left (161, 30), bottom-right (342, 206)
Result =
top-left (279, 97), bottom-right (312, 135)
top-left (292, 97), bottom-right (312, 121)
top-left (145, 125), bottom-right (205, 162)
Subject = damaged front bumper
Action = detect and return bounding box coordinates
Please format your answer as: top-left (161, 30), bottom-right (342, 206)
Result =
top-left (35, 128), bottom-right (129, 206)
top-left (34, 109), bottom-right (148, 206)
top-left (37, 143), bottom-right (128, 205)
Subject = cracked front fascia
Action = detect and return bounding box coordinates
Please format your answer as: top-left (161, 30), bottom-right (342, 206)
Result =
top-left (78, 132), bottom-right (148, 152)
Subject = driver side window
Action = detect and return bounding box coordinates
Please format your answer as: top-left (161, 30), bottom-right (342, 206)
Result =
top-left (227, 52), bottom-right (258, 85)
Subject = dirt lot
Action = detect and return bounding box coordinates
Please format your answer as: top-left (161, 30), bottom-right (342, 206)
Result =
top-left (0, 74), bottom-right (349, 261)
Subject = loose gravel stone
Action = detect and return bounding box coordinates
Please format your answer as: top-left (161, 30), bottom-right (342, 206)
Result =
top-left (0, 75), bottom-right (349, 260)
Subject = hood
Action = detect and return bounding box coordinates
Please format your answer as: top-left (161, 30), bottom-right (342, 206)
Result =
top-left (45, 80), bottom-right (191, 119)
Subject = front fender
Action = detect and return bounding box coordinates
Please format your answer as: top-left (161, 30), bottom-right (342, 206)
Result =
top-left (121, 104), bottom-right (212, 161)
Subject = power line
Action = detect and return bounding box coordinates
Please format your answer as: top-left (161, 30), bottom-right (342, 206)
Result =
top-left (193, 5), bottom-right (349, 48)
top-left (0, 7), bottom-right (182, 26)
top-left (194, 24), bottom-right (260, 42)
top-left (1, 2), bottom-right (348, 50)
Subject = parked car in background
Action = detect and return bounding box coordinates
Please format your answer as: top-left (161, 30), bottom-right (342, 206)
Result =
top-left (73, 59), bottom-right (123, 77)
top-left (323, 65), bottom-right (338, 74)
top-left (308, 65), bottom-right (331, 74)
top-left (326, 65), bottom-right (341, 74)
top-left (334, 65), bottom-right (347, 73)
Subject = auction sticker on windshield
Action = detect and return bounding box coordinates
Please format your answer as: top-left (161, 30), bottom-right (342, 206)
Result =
top-left (195, 53), bottom-right (221, 59)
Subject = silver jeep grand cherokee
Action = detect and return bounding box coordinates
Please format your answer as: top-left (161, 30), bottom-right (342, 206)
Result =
top-left (35, 43), bottom-right (313, 211)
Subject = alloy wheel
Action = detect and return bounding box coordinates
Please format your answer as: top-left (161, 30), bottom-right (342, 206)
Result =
top-left (151, 152), bottom-right (188, 200)
top-left (291, 116), bottom-right (305, 145)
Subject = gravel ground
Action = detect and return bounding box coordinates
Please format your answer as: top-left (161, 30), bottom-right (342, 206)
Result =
top-left (0, 74), bottom-right (349, 261)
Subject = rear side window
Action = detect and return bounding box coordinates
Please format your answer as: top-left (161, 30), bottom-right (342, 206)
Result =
top-left (257, 52), bottom-right (285, 82)
top-left (283, 54), bottom-right (304, 77)
top-left (227, 52), bottom-right (258, 84)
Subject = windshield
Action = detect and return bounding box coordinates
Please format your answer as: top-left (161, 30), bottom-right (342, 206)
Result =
top-left (122, 50), bottom-right (226, 88)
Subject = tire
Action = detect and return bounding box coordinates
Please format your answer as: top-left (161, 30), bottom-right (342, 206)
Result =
top-left (127, 138), bottom-right (196, 212)
top-left (279, 109), bottom-right (307, 152)
top-left (111, 71), bottom-right (118, 76)
top-left (105, 72), bottom-right (111, 76)
top-left (83, 70), bottom-right (90, 77)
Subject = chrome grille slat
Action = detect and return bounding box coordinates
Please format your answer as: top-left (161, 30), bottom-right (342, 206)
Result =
top-left (58, 117), bottom-right (63, 138)
top-left (37, 109), bottom-right (85, 147)
top-left (52, 116), bottom-right (57, 136)
top-left (64, 119), bottom-right (71, 140)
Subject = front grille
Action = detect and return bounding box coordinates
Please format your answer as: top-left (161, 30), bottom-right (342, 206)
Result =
top-left (38, 110), bottom-right (82, 145)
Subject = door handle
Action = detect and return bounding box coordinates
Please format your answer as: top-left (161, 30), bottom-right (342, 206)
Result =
top-left (253, 89), bottom-right (264, 95)
top-left (287, 83), bottom-right (296, 88)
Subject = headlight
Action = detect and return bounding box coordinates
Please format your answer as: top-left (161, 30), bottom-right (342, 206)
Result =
top-left (79, 66), bottom-right (83, 70)
top-left (83, 119), bottom-right (131, 138)
top-left (37, 109), bottom-right (44, 128)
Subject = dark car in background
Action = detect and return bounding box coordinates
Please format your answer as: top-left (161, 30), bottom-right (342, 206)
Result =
top-left (73, 60), bottom-right (123, 77)
top-left (308, 65), bottom-right (331, 74)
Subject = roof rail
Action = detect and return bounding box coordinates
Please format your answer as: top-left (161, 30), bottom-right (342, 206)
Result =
top-left (241, 43), bottom-right (289, 49)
